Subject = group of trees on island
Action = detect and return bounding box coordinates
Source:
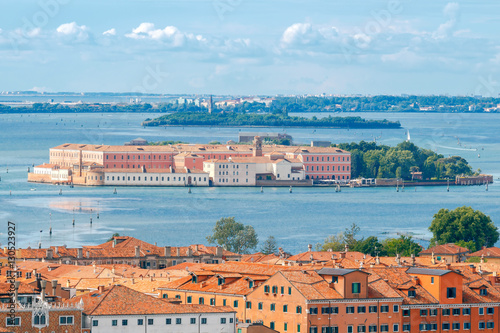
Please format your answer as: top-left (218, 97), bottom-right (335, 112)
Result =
top-left (142, 112), bottom-right (401, 129)
top-left (335, 141), bottom-right (474, 180)
top-left (205, 207), bottom-right (498, 258)
top-left (2, 94), bottom-right (500, 114)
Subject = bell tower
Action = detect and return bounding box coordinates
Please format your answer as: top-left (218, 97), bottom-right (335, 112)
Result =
top-left (253, 136), bottom-right (262, 157)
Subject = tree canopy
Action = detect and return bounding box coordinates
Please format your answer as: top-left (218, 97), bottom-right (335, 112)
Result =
top-left (142, 112), bottom-right (401, 129)
top-left (260, 236), bottom-right (278, 255)
top-left (317, 224), bottom-right (422, 257)
top-left (206, 217), bottom-right (258, 254)
top-left (335, 141), bottom-right (474, 180)
top-left (429, 206), bottom-right (499, 251)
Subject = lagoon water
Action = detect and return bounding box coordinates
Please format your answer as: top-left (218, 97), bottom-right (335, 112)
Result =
top-left (0, 111), bottom-right (499, 253)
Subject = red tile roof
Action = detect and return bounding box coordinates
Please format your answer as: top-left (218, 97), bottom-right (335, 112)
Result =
top-left (71, 285), bottom-right (235, 315)
top-left (420, 244), bottom-right (470, 255)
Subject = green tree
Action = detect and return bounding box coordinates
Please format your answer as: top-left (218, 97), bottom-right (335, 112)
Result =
top-left (429, 206), bottom-right (499, 250)
top-left (260, 236), bottom-right (278, 255)
top-left (107, 233), bottom-right (120, 242)
top-left (317, 233), bottom-right (345, 251)
top-left (343, 223), bottom-right (361, 249)
top-left (382, 235), bottom-right (422, 257)
top-left (454, 240), bottom-right (477, 252)
top-left (206, 217), bottom-right (258, 254)
top-left (351, 236), bottom-right (385, 256)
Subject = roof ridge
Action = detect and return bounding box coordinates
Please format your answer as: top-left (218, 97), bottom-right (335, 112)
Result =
top-left (87, 285), bottom-right (115, 316)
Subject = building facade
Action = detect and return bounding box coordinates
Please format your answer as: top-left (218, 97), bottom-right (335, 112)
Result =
top-left (29, 137), bottom-right (351, 186)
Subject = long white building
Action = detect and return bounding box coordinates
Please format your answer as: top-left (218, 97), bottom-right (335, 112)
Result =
top-left (73, 285), bottom-right (236, 333)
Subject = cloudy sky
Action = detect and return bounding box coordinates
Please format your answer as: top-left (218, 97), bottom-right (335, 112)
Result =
top-left (1, 0), bottom-right (500, 95)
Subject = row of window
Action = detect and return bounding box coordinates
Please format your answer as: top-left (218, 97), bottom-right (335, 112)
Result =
top-left (7, 316), bottom-right (73, 327)
top-left (419, 321), bottom-right (493, 331)
top-left (94, 317), bottom-right (233, 327)
top-left (306, 175), bottom-right (350, 180)
top-left (306, 165), bottom-right (349, 172)
top-left (305, 156), bottom-right (349, 162)
top-left (105, 176), bottom-right (207, 182)
top-left (217, 164), bottom-right (247, 169)
top-left (419, 307), bottom-right (493, 317)
top-left (108, 154), bottom-right (171, 160)
top-left (310, 324), bottom-right (401, 333)
top-left (264, 285), bottom-right (293, 295)
top-left (218, 178), bottom-right (247, 183)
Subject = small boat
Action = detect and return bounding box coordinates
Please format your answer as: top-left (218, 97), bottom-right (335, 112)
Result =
top-left (30, 188), bottom-right (36, 191)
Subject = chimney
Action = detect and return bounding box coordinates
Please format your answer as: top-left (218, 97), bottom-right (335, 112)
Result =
top-left (113, 238), bottom-right (117, 248)
top-left (413, 276), bottom-right (420, 285)
top-left (86, 251), bottom-right (90, 258)
top-left (446, 263), bottom-right (451, 270)
top-left (195, 244), bottom-right (199, 252)
top-left (131, 278), bottom-right (135, 285)
top-left (66, 279), bottom-right (70, 288)
top-left (164, 246), bottom-right (171, 257)
top-left (215, 246), bottom-right (223, 257)
top-left (46, 248), bottom-right (53, 260)
top-left (150, 276), bottom-right (153, 282)
top-left (187, 248), bottom-right (193, 257)
top-left (135, 246), bottom-right (140, 258)
top-left (93, 263), bottom-right (96, 274)
top-left (55, 246), bottom-right (58, 255)
top-left (376, 256), bottom-right (380, 265)
top-left (396, 254), bottom-right (401, 266)
top-left (176, 248), bottom-right (180, 257)
top-left (98, 285), bottom-right (105, 293)
top-left (51, 280), bottom-right (57, 296)
top-left (14, 281), bottom-right (20, 303)
top-left (112, 265), bottom-right (116, 274)
top-left (340, 252), bottom-right (346, 259)
top-left (40, 280), bottom-right (47, 301)
top-left (77, 248), bottom-right (83, 259)
top-left (308, 244), bottom-right (312, 252)
top-left (112, 277), bottom-right (115, 284)
top-left (411, 254), bottom-right (416, 266)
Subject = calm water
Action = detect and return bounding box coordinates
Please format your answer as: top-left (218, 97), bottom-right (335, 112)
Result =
top-left (0, 112), bottom-right (499, 253)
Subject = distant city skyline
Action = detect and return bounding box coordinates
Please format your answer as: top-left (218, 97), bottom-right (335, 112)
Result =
top-left (1, 0), bottom-right (500, 96)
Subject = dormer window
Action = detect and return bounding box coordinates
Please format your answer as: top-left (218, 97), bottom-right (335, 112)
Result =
top-left (408, 289), bottom-right (416, 298)
top-left (248, 280), bottom-right (254, 288)
top-left (218, 277), bottom-right (225, 286)
top-left (332, 276), bottom-right (338, 284)
top-left (480, 288), bottom-right (488, 296)
top-left (191, 275), bottom-right (198, 283)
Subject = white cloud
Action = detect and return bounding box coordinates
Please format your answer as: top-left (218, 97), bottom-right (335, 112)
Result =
top-left (102, 28), bottom-right (116, 36)
top-left (125, 23), bottom-right (190, 47)
top-left (57, 22), bottom-right (89, 42)
top-left (433, 2), bottom-right (460, 39)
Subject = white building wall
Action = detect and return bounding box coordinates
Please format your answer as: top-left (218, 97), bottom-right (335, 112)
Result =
top-left (104, 172), bottom-right (209, 186)
top-left (34, 167), bottom-right (52, 175)
top-left (205, 162), bottom-right (257, 186)
top-left (85, 312), bottom-right (236, 333)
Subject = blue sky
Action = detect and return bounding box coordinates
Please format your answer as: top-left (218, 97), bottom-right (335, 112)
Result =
top-left (1, 0), bottom-right (500, 95)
